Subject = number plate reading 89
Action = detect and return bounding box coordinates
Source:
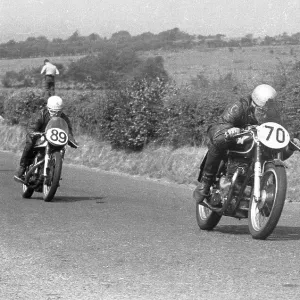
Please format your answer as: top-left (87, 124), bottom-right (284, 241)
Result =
top-left (257, 122), bottom-right (290, 149)
top-left (46, 128), bottom-right (68, 146)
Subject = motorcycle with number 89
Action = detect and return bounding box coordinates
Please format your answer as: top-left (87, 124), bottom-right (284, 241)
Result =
top-left (196, 121), bottom-right (300, 240)
top-left (22, 116), bottom-right (78, 202)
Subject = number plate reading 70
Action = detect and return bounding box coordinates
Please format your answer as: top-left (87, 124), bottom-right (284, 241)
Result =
top-left (46, 128), bottom-right (68, 146)
top-left (257, 122), bottom-right (290, 149)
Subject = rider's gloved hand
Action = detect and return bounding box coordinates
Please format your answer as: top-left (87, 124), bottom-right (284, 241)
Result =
top-left (29, 132), bottom-right (42, 139)
top-left (286, 137), bottom-right (300, 153)
top-left (225, 127), bottom-right (241, 138)
top-left (292, 138), bottom-right (300, 149)
top-left (69, 139), bottom-right (79, 148)
top-left (71, 141), bottom-right (79, 148)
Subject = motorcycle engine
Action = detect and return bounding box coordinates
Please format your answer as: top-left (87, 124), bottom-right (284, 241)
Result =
top-left (218, 156), bottom-right (250, 202)
top-left (227, 156), bottom-right (249, 177)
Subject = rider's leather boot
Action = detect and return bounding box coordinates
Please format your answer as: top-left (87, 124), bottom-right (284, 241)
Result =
top-left (193, 174), bottom-right (214, 204)
top-left (14, 165), bottom-right (26, 182)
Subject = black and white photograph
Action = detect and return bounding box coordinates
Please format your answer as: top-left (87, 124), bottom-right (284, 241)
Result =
top-left (1, 1), bottom-right (300, 299)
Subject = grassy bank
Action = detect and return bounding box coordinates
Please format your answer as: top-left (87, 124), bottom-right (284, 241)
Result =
top-left (2, 123), bottom-right (300, 202)
top-left (0, 123), bottom-right (205, 186)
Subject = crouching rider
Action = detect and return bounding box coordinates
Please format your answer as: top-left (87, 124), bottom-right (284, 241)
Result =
top-left (14, 96), bottom-right (78, 183)
top-left (193, 84), bottom-right (300, 206)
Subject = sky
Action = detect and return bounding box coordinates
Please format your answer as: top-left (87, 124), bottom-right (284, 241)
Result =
top-left (0, 0), bottom-right (299, 43)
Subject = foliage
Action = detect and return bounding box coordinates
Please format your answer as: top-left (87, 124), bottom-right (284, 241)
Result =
top-left (100, 78), bottom-right (169, 150)
top-left (1, 60), bottom-right (300, 152)
top-left (0, 28), bottom-right (195, 59)
top-left (3, 89), bottom-right (45, 125)
top-left (2, 48), bottom-right (169, 90)
top-left (1, 63), bottom-right (65, 88)
top-left (62, 90), bottom-right (105, 139)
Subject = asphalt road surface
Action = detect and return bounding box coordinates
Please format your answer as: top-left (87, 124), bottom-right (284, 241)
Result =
top-left (1, 151), bottom-right (300, 300)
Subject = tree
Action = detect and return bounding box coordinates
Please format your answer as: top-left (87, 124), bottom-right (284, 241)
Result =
top-left (215, 34), bottom-right (226, 40)
top-left (68, 30), bottom-right (80, 42)
top-left (263, 35), bottom-right (276, 45)
top-left (52, 38), bottom-right (64, 44)
top-left (7, 39), bottom-right (17, 45)
top-left (88, 33), bottom-right (101, 42)
top-left (110, 31), bottom-right (131, 43)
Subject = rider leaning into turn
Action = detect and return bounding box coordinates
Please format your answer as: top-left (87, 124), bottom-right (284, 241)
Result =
top-left (193, 84), bottom-right (299, 206)
top-left (14, 96), bottom-right (78, 182)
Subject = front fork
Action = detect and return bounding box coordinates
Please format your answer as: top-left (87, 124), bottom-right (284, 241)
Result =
top-left (43, 145), bottom-right (50, 177)
top-left (43, 146), bottom-right (65, 177)
top-left (253, 141), bottom-right (262, 202)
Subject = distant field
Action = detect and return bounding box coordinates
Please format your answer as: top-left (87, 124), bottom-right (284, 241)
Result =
top-left (0, 45), bottom-right (300, 87)
top-left (0, 55), bottom-right (84, 77)
top-left (142, 45), bottom-right (300, 87)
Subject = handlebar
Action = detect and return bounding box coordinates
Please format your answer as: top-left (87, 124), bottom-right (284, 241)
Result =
top-left (224, 127), bottom-right (255, 140)
top-left (30, 132), bottom-right (44, 138)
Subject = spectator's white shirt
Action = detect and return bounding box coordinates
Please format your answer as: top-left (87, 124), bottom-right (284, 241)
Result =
top-left (41, 62), bottom-right (59, 76)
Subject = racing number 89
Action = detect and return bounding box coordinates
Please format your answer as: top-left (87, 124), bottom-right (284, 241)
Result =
top-left (265, 125), bottom-right (285, 143)
top-left (50, 129), bottom-right (67, 144)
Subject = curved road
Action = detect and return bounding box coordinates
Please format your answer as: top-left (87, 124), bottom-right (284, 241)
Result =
top-left (1, 151), bottom-right (300, 300)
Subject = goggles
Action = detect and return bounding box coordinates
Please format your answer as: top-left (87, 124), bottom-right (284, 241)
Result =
top-left (48, 108), bottom-right (62, 117)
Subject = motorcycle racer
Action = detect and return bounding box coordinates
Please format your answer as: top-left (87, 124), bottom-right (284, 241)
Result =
top-left (14, 96), bottom-right (78, 183)
top-left (193, 84), bottom-right (299, 205)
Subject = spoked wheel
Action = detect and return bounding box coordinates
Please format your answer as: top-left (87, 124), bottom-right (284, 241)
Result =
top-left (196, 203), bottom-right (222, 230)
top-left (248, 163), bottom-right (287, 240)
top-left (22, 168), bottom-right (34, 199)
top-left (43, 151), bottom-right (62, 202)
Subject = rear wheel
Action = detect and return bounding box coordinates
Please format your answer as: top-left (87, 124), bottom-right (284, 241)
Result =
top-left (43, 151), bottom-right (62, 202)
top-left (196, 203), bottom-right (222, 230)
top-left (248, 163), bottom-right (287, 240)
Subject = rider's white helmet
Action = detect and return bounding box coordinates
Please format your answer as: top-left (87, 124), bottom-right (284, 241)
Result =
top-left (251, 84), bottom-right (277, 107)
top-left (47, 96), bottom-right (63, 111)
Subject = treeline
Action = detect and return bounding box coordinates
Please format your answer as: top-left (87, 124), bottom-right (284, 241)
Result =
top-left (0, 28), bottom-right (194, 59)
top-left (2, 28), bottom-right (300, 59)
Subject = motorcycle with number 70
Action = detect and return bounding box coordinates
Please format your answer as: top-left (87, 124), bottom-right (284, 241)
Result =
top-left (196, 121), bottom-right (300, 240)
top-left (21, 116), bottom-right (78, 202)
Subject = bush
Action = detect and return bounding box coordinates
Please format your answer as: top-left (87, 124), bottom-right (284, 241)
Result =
top-left (100, 78), bottom-right (168, 150)
top-left (3, 89), bottom-right (45, 125)
top-left (62, 90), bottom-right (106, 139)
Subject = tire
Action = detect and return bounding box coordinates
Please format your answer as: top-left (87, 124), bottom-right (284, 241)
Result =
top-left (22, 168), bottom-right (34, 199)
top-left (22, 184), bottom-right (34, 198)
top-left (248, 163), bottom-right (287, 240)
top-left (43, 151), bottom-right (62, 202)
top-left (196, 203), bottom-right (222, 230)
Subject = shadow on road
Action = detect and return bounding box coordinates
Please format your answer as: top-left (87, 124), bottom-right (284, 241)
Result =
top-left (215, 225), bottom-right (300, 240)
top-left (27, 195), bottom-right (107, 203)
top-left (54, 196), bottom-right (107, 203)
top-left (215, 225), bottom-right (249, 235)
top-left (269, 226), bottom-right (300, 241)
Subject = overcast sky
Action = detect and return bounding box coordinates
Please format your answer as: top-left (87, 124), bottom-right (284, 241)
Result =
top-left (0, 0), bottom-right (299, 42)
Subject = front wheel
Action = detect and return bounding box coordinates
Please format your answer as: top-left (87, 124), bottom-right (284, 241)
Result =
top-left (196, 203), bottom-right (222, 230)
top-left (43, 151), bottom-right (63, 202)
top-left (248, 163), bottom-right (287, 240)
top-left (22, 167), bottom-right (34, 198)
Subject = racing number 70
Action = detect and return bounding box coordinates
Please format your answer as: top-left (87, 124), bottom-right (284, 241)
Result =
top-left (265, 125), bottom-right (285, 143)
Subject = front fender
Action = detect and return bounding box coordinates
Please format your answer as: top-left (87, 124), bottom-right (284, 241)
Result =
top-left (262, 159), bottom-right (287, 174)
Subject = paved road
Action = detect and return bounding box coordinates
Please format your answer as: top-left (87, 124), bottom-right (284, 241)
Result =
top-left (1, 151), bottom-right (300, 300)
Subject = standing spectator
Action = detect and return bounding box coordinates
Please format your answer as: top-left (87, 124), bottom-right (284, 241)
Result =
top-left (41, 59), bottom-right (59, 99)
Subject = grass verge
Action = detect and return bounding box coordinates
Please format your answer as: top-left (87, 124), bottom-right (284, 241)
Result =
top-left (0, 123), bottom-right (205, 186)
